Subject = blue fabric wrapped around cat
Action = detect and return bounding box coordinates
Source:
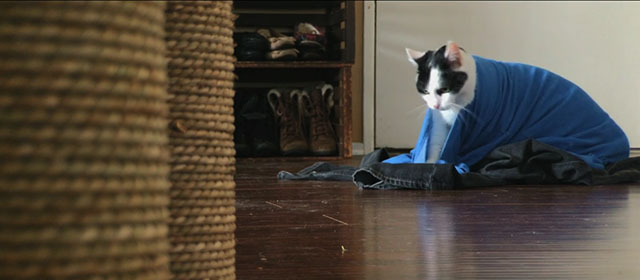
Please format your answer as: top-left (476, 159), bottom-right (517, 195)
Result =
top-left (385, 54), bottom-right (629, 172)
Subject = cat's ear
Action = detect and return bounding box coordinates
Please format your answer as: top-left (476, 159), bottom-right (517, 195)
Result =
top-left (445, 41), bottom-right (463, 69)
top-left (405, 48), bottom-right (426, 67)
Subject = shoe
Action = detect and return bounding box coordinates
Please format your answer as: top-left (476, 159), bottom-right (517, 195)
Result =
top-left (268, 88), bottom-right (309, 156)
top-left (294, 22), bottom-right (326, 60)
top-left (235, 49), bottom-right (267, 61)
top-left (234, 90), bottom-right (280, 157)
top-left (233, 91), bottom-right (253, 157)
top-left (297, 44), bottom-right (326, 60)
top-left (234, 32), bottom-right (269, 61)
top-left (269, 36), bottom-right (296, 51)
top-left (234, 32), bottom-right (270, 51)
top-left (234, 128), bottom-right (251, 157)
top-left (295, 23), bottom-right (326, 47)
top-left (265, 48), bottom-right (299, 61)
top-left (257, 28), bottom-right (296, 50)
top-left (251, 93), bottom-right (279, 157)
top-left (319, 83), bottom-right (335, 110)
top-left (318, 83), bottom-right (336, 123)
top-left (300, 84), bottom-right (337, 156)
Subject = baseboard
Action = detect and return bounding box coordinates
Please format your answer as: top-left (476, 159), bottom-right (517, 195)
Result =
top-left (352, 142), bottom-right (365, 156)
top-left (350, 147), bottom-right (640, 157)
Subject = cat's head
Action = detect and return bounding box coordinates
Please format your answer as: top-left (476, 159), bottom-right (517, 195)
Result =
top-left (406, 41), bottom-right (476, 111)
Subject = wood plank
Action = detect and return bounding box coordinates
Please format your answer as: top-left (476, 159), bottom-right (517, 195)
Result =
top-left (341, 66), bottom-right (353, 158)
top-left (343, 1), bottom-right (356, 63)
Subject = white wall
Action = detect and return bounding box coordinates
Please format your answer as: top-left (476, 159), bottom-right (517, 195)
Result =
top-left (375, 1), bottom-right (640, 148)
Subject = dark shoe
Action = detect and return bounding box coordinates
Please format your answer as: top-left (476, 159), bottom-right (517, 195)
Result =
top-left (235, 90), bottom-right (280, 157)
top-left (251, 93), bottom-right (279, 157)
top-left (235, 49), bottom-right (267, 61)
top-left (297, 44), bottom-right (326, 60)
top-left (268, 88), bottom-right (309, 156)
top-left (234, 32), bottom-right (270, 50)
top-left (234, 128), bottom-right (251, 157)
top-left (233, 91), bottom-right (253, 157)
top-left (234, 32), bottom-right (269, 61)
top-left (253, 139), bottom-right (279, 157)
top-left (300, 84), bottom-right (337, 156)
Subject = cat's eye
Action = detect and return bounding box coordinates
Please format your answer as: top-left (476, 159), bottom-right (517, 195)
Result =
top-left (436, 88), bottom-right (450, 95)
top-left (418, 88), bottom-right (427, 94)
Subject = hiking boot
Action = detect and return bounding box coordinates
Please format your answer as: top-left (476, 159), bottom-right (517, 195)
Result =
top-left (300, 84), bottom-right (337, 156)
top-left (268, 88), bottom-right (308, 156)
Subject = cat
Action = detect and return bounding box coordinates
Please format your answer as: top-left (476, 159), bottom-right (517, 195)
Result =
top-left (402, 41), bottom-right (629, 168)
top-left (406, 42), bottom-right (476, 163)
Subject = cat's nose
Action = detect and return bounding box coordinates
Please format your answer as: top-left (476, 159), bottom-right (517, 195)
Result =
top-left (433, 104), bottom-right (441, 109)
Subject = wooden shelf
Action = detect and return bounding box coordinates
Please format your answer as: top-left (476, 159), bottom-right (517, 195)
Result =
top-left (233, 1), bottom-right (341, 10)
top-left (237, 156), bottom-right (344, 162)
top-left (233, 1), bottom-right (354, 159)
top-left (235, 61), bottom-right (353, 69)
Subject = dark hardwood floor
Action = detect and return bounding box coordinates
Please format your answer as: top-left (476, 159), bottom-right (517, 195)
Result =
top-left (235, 157), bottom-right (640, 279)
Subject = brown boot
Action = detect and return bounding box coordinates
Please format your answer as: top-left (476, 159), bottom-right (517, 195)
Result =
top-left (300, 84), bottom-right (337, 156)
top-left (268, 88), bottom-right (308, 156)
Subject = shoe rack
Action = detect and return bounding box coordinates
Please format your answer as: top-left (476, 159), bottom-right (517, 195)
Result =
top-left (233, 1), bottom-right (355, 159)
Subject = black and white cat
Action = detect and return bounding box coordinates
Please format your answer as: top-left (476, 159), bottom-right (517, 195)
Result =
top-left (402, 41), bottom-right (629, 168)
top-left (406, 42), bottom-right (475, 163)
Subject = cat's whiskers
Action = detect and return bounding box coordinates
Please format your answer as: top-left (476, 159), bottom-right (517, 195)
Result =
top-left (448, 103), bottom-right (471, 114)
top-left (448, 103), bottom-right (478, 125)
top-left (406, 102), bottom-right (429, 117)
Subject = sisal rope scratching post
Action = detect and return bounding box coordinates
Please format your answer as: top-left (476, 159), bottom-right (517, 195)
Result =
top-left (0, 2), bottom-right (172, 279)
top-left (165, 1), bottom-right (237, 279)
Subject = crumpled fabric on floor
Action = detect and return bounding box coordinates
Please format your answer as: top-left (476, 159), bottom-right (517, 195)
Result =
top-left (278, 139), bottom-right (640, 190)
top-left (277, 148), bottom-right (389, 181)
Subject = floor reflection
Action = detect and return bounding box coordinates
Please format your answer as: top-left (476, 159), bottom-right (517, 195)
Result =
top-left (236, 156), bottom-right (640, 280)
top-left (358, 186), bottom-right (640, 279)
